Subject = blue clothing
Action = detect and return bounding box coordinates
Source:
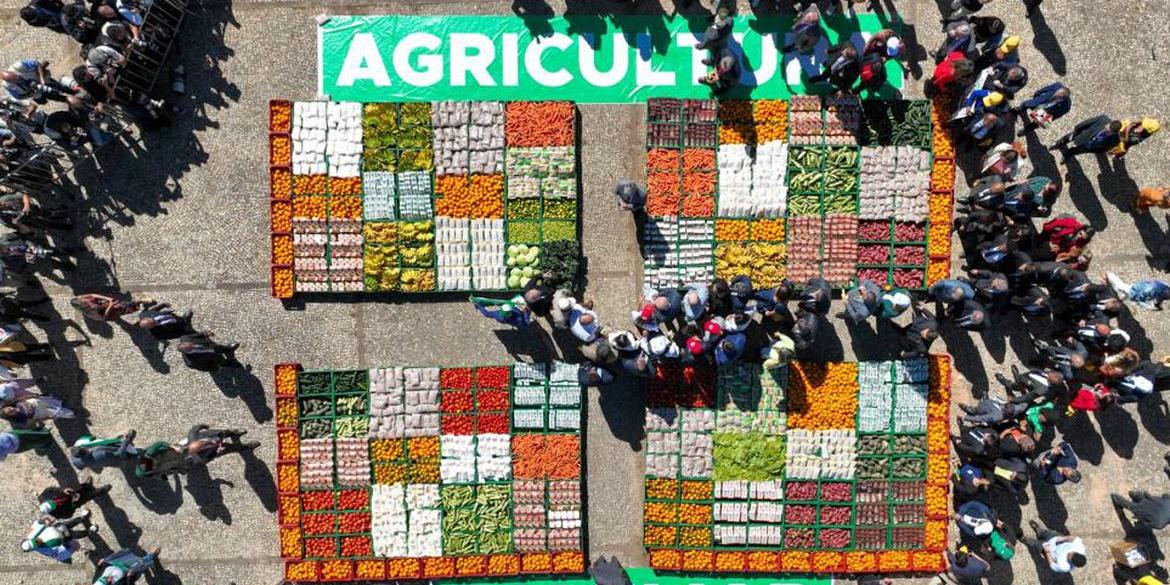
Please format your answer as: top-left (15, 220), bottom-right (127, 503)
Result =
top-left (0, 432), bottom-right (19, 460)
top-left (1037, 442), bottom-right (1078, 485)
top-left (957, 500), bottom-right (995, 538)
top-left (1130, 280), bottom-right (1170, 309)
top-left (930, 280), bottom-right (975, 303)
top-left (681, 283), bottom-right (709, 321)
top-left (844, 280), bottom-right (881, 322)
top-left (651, 288), bottom-right (682, 323)
top-left (1021, 83), bottom-right (1071, 120)
top-left (33, 542), bottom-right (76, 563)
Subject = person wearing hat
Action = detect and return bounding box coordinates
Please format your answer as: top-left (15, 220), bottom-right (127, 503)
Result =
top-left (698, 51), bottom-right (740, 94)
top-left (1134, 187), bottom-right (1170, 214)
top-left (876, 288), bottom-right (913, 320)
top-left (897, 305), bottom-right (939, 358)
top-left (614, 180), bottom-right (646, 214)
top-left (863, 29), bottom-right (902, 58)
top-left (953, 462), bottom-right (992, 501)
top-left (984, 62), bottom-right (1028, 99)
top-left (962, 96), bottom-right (1008, 146)
top-left (840, 279), bottom-right (882, 323)
top-left (955, 499), bottom-right (998, 540)
top-left (1108, 118), bottom-right (1162, 158)
top-left (92, 547), bottom-right (161, 585)
top-left (681, 283), bottom-right (709, 322)
top-left (974, 34), bottom-right (1020, 70)
top-left (38, 478), bottom-right (111, 520)
top-left (1034, 441), bottom-right (1080, 486)
top-left (1014, 82), bottom-right (1072, 135)
top-left (21, 511), bottom-right (97, 563)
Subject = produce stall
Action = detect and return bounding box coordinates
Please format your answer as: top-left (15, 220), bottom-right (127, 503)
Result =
top-left (268, 101), bottom-right (581, 298)
top-left (643, 355), bottom-right (952, 575)
top-left (644, 97), bottom-right (956, 291)
top-left (274, 363), bottom-right (586, 581)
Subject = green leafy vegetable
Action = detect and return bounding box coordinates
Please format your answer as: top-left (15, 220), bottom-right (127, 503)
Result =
top-left (713, 431), bottom-right (786, 481)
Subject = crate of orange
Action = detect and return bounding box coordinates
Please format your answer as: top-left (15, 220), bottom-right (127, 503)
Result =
top-left (913, 551), bottom-right (945, 572)
top-left (456, 555), bottom-right (487, 576)
top-left (270, 99), bottom-right (291, 133)
top-left (270, 135), bottom-right (291, 166)
top-left (780, 551), bottom-right (811, 572)
top-left (272, 266), bottom-right (294, 299)
top-left (745, 550), bottom-right (780, 572)
top-left (812, 551), bottom-right (843, 573)
top-left (787, 361), bottom-right (859, 429)
top-left (272, 234), bottom-right (293, 265)
top-left (277, 429), bottom-right (298, 460)
top-left (275, 363), bottom-right (299, 396)
top-left (422, 556), bottom-right (455, 578)
top-left (320, 560), bottom-right (354, 582)
top-left (294, 174), bottom-right (327, 196)
top-left (487, 554), bottom-right (520, 576)
top-left (270, 167), bottom-right (292, 199)
top-left (521, 552), bottom-right (552, 574)
top-left (714, 551), bottom-right (745, 572)
top-left (649, 548), bottom-right (682, 570)
top-left (877, 550), bottom-right (911, 571)
top-left (681, 549), bottom-right (713, 572)
top-left (552, 551), bottom-right (584, 573)
top-left (386, 558), bottom-right (420, 579)
top-left (845, 551), bottom-right (877, 572)
top-left (280, 526), bottom-right (303, 559)
top-left (285, 560), bottom-right (318, 582)
top-left (271, 200), bottom-right (292, 232)
top-left (354, 559), bottom-right (385, 580)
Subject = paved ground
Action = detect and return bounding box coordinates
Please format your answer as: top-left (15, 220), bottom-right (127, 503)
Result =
top-left (0, 0), bottom-right (1168, 584)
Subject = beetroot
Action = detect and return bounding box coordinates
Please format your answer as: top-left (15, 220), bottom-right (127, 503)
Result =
top-left (859, 244), bottom-right (891, 264)
top-left (784, 505), bottom-right (816, 524)
top-left (859, 220), bottom-right (892, 241)
top-left (857, 268), bottom-right (888, 284)
top-left (894, 246), bottom-right (925, 265)
top-left (820, 506), bottom-right (852, 525)
top-left (784, 527), bottom-right (815, 548)
top-left (821, 482), bottom-right (853, 502)
top-left (818, 528), bottom-right (852, 549)
top-left (894, 222), bottom-right (926, 242)
top-left (893, 268), bottom-right (924, 288)
top-left (785, 481), bottom-right (817, 501)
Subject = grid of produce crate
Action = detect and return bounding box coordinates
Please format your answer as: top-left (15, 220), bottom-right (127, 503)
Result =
top-left (268, 100), bottom-right (581, 298)
top-left (275, 362), bottom-right (585, 582)
top-left (641, 97), bottom-right (955, 291)
top-left (642, 356), bottom-right (952, 575)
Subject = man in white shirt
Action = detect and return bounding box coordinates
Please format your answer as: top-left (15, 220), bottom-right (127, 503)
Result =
top-left (1020, 519), bottom-right (1086, 574)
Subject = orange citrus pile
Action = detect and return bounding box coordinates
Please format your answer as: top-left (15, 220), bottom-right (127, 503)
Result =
top-left (271, 168), bottom-right (292, 198)
top-left (813, 552), bottom-right (842, 572)
top-left (780, 551), bottom-right (811, 572)
top-left (645, 478), bottom-right (677, 499)
top-left (274, 364), bottom-right (297, 395)
top-left (681, 550), bottom-right (713, 572)
top-left (272, 201), bottom-right (292, 232)
top-left (292, 196), bottom-right (326, 219)
top-left (715, 551), bottom-right (745, 571)
top-left (680, 480), bottom-right (713, 500)
top-left (650, 549), bottom-right (681, 570)
top-left (877, 551), bottom-right (910, 571)
top-left (926, 485), bottom-right (948, 517)
top-left (280, 527), bottom-right (302, 558)
top-left (271, 135), bottom-right (291, 166)
top-left (270, 101), bottom-right (291, 133)
top-left (931, 161), bottom-right (955, 192)
top-left (407, 436), bottom-right (439, 460)
top-left (716, 219), bottom-right (749, 241)
top-left (273, 235), bottom-right (293, 265)
top-left (374, 462), bottom-right (406, 484)
top-left (553, 552), bottom-right (584, 573)
top-left (370, 438), bottom-right (403, 461)
top-left (679, 503), bottom-right (711, 524)
top-left (747, 551), bottom-right (779, 572)
top-left (435, 174), bottom-right (504, 218)
top-left (356, 560), bottom-right (385, 579)
top-left (285, 561), bottom-right (316, 581)
top-left (329, 196), bottom-right (362, 219)
top-left (387, 558), bottom-right (419, 579)
top-left (329, 177), bottom-right (362, 196)
top-left (275, 398), bottom-right (297, 426)
top-left (644, 502), bottom-right (677, 524)
top-left (279, 495), bottom-right (300, 524)
top-left (755, 99), bottom-right (788, 124)
top-left (488, 554), bottom-right (519, 575)
top-left (925, 520), bottom-right (947, 550)
top-left (787, 361), bottom-right (859, 429)
top-left (752, 218), bottom-right (786, 241)
top-left (719, 123), bottom-right (756, 145)
top-left (423, 557), bottom-right (455, 578)
top-left (522, 553), bottom-right (552, 573)
top-left (644, 525), bottom-right (676, 546)
top-left (272, 268), bottom-right (294, 298)
top-left (926, 259), bottom-right (949, 285)
top-left (845, 551), bottom-right (876, 572)
top-left (277, 429), bottom-right (298, 459)
top-left (321, 560), bottom-right (353, 580)
top-left (294, 175), bottom-right (327, 196)
top-left (457, 556), bottom-right (486, 576)
top-left (277, 463), bottom-right (298, 492)
top-left (679, 526), bottom-right (711, 547)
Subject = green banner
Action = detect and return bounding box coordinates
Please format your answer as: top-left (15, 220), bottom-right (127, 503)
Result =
top-left (318, 14), bottom-right (903, 103)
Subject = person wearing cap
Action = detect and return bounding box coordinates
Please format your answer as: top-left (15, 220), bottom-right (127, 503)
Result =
top-left (897, 305), bottom-right (939, 358)
top-left (953, 462), bottom-right (992, 501)
top-left (1014, 82), bottom-right (1072, 135)
top-left (38, 478), bottom-right (111, 520)
top-left (92, 547), bottom-right (161, 585)
top-left (549, 290), bottom-right (576, 330)
top-left (974, 34), bottom-right (1020, 70)
top-left (1112, 491), bottom-right (1170, 531)
top-left (681, 283), bottom-right (709, 323)
top-left (840, 279), bottom-right (882, 323)
top-left (962, 97), bottom-right (1008, 146)
top-left (1134, 187), bottom-right (1170, 214)
top-left (876, 287), bottom-right (913, 320)
top-left (863, 29), bottom-right (902, 58)
top-left (808, 40), bottom-right (861, 93)
top-left (1053, 115), bottom-right (1159, 160)
top-left (983, 62), bottom-right (1028, 99)
top-left (1108, 118), bottom-right (1161, 158)
top-left (698, 51), bottom-right (740, 94)
top-left (21, 511), bottom-right (97, 563)
top-left (955, 499), bottom-right (998, 540)
top-left (1033, 441), bottom-right (1080, 487)
top-left (614, 180), bottom-right (646, 214)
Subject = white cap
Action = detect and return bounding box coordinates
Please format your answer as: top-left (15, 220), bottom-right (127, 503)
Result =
top-left (886, 37), bottom-right (902, 57)
top-left (973, 520), bottom-right (993, 536)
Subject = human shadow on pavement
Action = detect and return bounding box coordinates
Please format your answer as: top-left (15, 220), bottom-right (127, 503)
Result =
top-left (1137, 395), bottom-right (1170, 445)
top-left (800, 315), bottom-right (844, 361)
top-left (1026, 10), bottom-right (1066, 75)
top-left (596, 376), bottom-right (646, 451)
top-left (184, 465), bottom-right (233, 523)
top-left (1059, 410), bottom-right (1104, 465)
top-left (115, 319), bottom-right (171, 374)
top-left (512, 0), bottom-right (554, 38)
top-left (210, 366), bottom-right (273, 423)
top-left (241, 447), bottom-right (277, 512)
top-left (94, 491), bottom-right (145, 551)
top-left (121, 468), bottom-right (184, 515)
top-left (941, 327), bottom-right (990, 399)
top-left (1061, 153), bottom-right (1108, 230)
top-left (1094, 406), bottom-right (1140, 460)
top-left (1030, 479), bottom-right (1069, 535)
top-left (494, 327), bottom-right (559, 363)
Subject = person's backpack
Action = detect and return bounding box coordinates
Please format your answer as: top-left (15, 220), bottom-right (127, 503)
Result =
top-left (859, 54), bottom-right (888, 89)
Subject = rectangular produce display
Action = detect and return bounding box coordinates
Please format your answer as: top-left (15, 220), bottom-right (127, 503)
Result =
top-left (643, 355), bottom-right (952, 575)
top-left (268, 100), bottom-right (580, 298)
top-left (644, 97), bottom-right (956, 291)
top-left (274, 362), bottom-right (586, 582)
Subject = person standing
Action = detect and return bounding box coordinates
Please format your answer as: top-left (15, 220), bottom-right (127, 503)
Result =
top-left (176, 331), bottom-right (241, 372)
top-left (897, 306), bottom-right (939, 358)
top-left (840, 279), bottom-right (881, 323)
top-left (0, 427), bottom-right (52, 460)
top-left (782, 4), bottom-right (822, 55)
top-left (1052, 116), bottom-right (1160, 160)
top-left (695, 3), bottom-right (734, 58)
top-left (1111, 491), bottom-right (1170, 530)
top-left (69, 293), bottom-right (141, 322)
top-left (942, 545), bottom-right (991, 583)
top-left (614, 180), bottom-right (646, 214)
top-left (69, 432), bottom-right (139, 472)
top-left (92, 547), bottom-right (161, 584)
top-left (135, 301), bottom-right (195, 341)
top-left (808, 40), bottom-right (861, 93)
top-left (1133, 187), bottom-right (1170, 214)
top-left (699, 52), bottom-right (740, 95)
top-left (1033, 441), bottom-right (1080, 486)
top-left (1, 395), bottom-right (75, 428)
top-left (21, 511), bottom-right (98, 563)
top-left (1019, 520), bottom-right (1086, 574)
top-left (1013, 82), bottom-right (1071, 135)
top-left (38, 478), bottom-right (111, 519)
top-left (1107, 272), bottom-right (1170, 310)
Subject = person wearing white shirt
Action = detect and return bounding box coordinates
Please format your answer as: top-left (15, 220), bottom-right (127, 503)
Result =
top-left (1020, 519), bottom-right (1086, 573)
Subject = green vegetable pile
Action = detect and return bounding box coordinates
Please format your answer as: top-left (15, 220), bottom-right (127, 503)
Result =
top-left (823, 194), bottom-right (856, 214)
top-left (300, 419), bottom-right (331, 439)
top-left (506, 244), bottom-right (541, 289)
top-left (542, 240), bottom-right (582, 290)
top-left (442, 485), bottom-right (512, 554)
top-left (542, 199), bottom-right (576, 219)
top-left (298, 372), bottom-right (330, 394)
top-left (858, 435), bottom-right (891, 456)
top-left (713, 431), bottom-right (786, 481)
top-left (823, 147), bottom-right (859, 195)
top-left (335, 416), bottom-right (369, 438)
top-left (333, 370), bottom-right (368, 393)
top-left (788, 195), bottom-right (821, 216)
top-left (857, 457), bottom-right (889, 479)
top-left (859, 100), bottom-right (932, 148)
top-left (788, 146), bottom-right (824, 194)
top-left (335, 395), bottom-right (366, 416)
top-left (508, 223), bottom-right (539, 244)
top-left (300, 397), bottom-right (330, 417)
top-left (893, 457), bottom-right (925, 479)
top-left (362, 103), bottom-right (435, 172)
top-left (894, 435), bottom-right (927, 454)
top-left (508, 199), bottom-right (540, 219)
top-left (542, 221), bottom-right (575, 242)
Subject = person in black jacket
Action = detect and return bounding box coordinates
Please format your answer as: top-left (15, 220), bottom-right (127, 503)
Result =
top-left (897, 305), bottom-right (939, 358)
top-left (176, 331), bottom-right (240, 372)
top-left (808, 41), bottom-right (861, 93)
top-left (136, 302), bottom-right (194, 341)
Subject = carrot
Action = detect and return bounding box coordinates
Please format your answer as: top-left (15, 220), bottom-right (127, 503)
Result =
top-left (681, 172), bottom-right (715, 197)
top-left (505, 102), bottom-right (575, 146)
top-left (681, 194), bottom-right (714, 218)
top-left (647, 172), bottom-right (681, 215)
top-left (647, 148), bottom-right (680, 172)
top-left (682, 149), bottom-right (715, 172)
